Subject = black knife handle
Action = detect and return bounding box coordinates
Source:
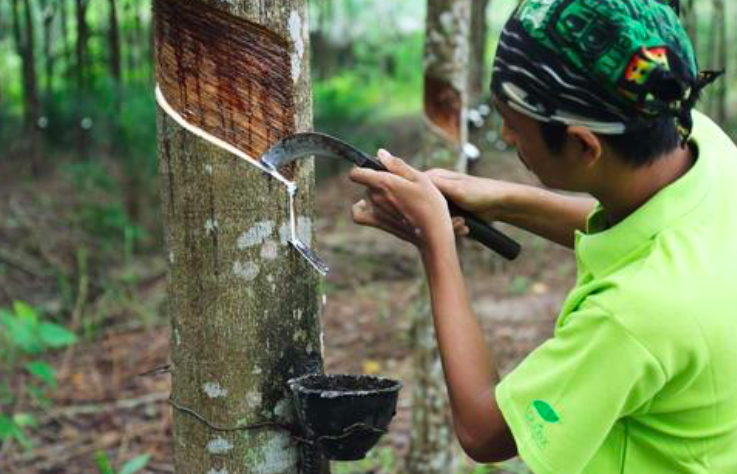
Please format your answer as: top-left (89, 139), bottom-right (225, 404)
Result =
top-left (447, 202), bottom-right (521, 260)
top-left (361, 155), bottom-right (521, 260)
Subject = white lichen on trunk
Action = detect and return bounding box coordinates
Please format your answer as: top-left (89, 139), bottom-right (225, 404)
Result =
top-left (203, 382), bottom-right (229, 398)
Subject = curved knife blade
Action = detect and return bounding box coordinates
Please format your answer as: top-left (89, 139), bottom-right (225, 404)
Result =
top-left (260, 132), bottom-right (384, 171)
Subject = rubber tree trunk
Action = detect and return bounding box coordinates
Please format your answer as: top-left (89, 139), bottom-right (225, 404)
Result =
top-left (153, 0), bottom-right (327, 473)
top-left (406, 2), bottom-right (471, 474)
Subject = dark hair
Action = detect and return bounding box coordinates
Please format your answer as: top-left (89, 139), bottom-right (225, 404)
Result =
top-left (538, 117), bottom-right (681, 167)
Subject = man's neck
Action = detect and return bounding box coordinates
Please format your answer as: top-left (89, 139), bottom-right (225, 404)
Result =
top-left (593, 145), bottom-right (695, 226)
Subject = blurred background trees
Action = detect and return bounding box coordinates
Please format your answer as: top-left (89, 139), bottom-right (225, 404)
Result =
top-left (1, 0), bottom-right (734, 169)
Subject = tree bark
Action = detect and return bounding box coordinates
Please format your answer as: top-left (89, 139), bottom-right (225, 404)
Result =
top-left (406, 2), bottom-right (471, 474)
top-left (154, 0), bottom-right (327, 473)
top-left (12, 0), bottom-right (41, 133)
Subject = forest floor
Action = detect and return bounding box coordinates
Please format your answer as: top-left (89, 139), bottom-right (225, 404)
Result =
top-left (0, 125), bottom-right (577, 474)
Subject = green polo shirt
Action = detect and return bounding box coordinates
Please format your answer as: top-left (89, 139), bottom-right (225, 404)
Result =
top-left (496, 111), bottom-right (737, 474)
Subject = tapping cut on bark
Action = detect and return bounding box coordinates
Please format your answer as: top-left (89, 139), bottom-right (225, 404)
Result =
top-left (154, 0), bottom-right (295, 162)
top-left (424, 75), bottom-right (462, 143)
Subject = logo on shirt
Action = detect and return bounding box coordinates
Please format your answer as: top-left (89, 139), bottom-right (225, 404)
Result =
top-left (533, 400), bottom-right (560, 423)
top-left (526, 400), bottom-right (560, 450)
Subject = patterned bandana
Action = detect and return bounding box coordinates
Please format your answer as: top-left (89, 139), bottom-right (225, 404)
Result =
top-left (491, 0), bottom-right (724, 143)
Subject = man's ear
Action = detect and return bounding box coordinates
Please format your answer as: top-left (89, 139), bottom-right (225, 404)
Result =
top-left (567, 126), bottom-right (602, 166)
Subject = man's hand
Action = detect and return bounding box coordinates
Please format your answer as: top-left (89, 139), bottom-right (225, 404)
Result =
top-left (428, 168), bottom-right (597, 248)
top-left (349, 150), bottom-right (468, 251)
top-left (425, 168), bottom-right (518, 222)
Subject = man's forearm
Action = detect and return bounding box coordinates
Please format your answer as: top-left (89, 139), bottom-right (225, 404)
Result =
top-left (420, 234), bottom-right (515, 461)
top-left (498, 185), bottom-right (596, 248)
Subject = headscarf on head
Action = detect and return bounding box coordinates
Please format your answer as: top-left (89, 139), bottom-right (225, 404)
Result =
top-left (491, 0), bottom-right (723, 144)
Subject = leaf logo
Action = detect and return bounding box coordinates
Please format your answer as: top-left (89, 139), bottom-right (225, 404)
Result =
top-left (533, 400), bottom-right (559, 423)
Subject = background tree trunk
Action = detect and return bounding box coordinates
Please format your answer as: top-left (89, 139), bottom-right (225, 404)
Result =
top-left (108, 0), bottom-right (122, 92)
top-left (467, 0), bottom-right (491, 176)
top-left (711, 0), bottom-right (727, 125)
top-left (38, 0), bottom-right (56, 98)
top-left (468, 0), bottom-right (490, 111)
top-left (74, 0), bottom-right (88, 90)
top-left (406, 2), bottom-right (471, 474)
top-left (12, 0), bottom-right (41, 133)
top-left (58, 0), bottom-right (71, 80)
top-left (681, 0), bottom-right (698, 51)
top-left (154, 0), bottom-right (327, 473)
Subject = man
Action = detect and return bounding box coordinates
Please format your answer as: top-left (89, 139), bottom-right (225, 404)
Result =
top-left (349, 1), bottom-right (736, 473)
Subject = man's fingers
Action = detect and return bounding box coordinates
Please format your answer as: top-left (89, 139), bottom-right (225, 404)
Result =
top-left (377, 149), bottom-right (417, 181)
top-left (452, 216), bottom-right (470, 237)
top-left (349, 166), bottom-right (384, 188)
top-left (427, 169), bottom-right (462, 196)
top-left (351, 199), bottom-right (377, 227)
top-left (352, 199), bottom-right (416, 244)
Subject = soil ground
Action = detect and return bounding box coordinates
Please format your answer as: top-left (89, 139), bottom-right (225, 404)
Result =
top-left (0, 134), bottom-right (577, 473)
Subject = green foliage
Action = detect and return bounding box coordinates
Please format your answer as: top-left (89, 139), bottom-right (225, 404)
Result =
top-left (0, 301), bottom-right (77, 357)
top-left (95, 451), bottom-right (151, 474)
top-left (314, 74), bottom-right (377, 133)
top-left (62, 160), bottom-right (118, 193)
top-left (0, 301), bottom-right (77, 449)
top-left (77, 201), bottom-right (145, 249)
top-left (61, 160), bottom-right (147, 255)
top-left (0, 412), bottom-right (36, 449)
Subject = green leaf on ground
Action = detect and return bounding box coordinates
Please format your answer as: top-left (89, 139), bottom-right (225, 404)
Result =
top-left (1, 310), bottom-right (39, 354)
top-left (26, 361), bottom-right (57, 389)
top-left (13, 301), bottom-right (38, 324)
top-left (38, 322), bottom-right (77, 348)
top-left (12, 412), bottom-right (36, 428)
top-left (119, 454), bottom-right (151, 474)
top-left (0, 412), bottom-right (34, 449)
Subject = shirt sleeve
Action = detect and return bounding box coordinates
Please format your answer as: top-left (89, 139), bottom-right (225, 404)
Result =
top-left (495, 305), bottom-right (666, 474)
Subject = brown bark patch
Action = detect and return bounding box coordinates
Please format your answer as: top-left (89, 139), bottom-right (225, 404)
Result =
top-left (423, 75), bottom-right (462, 142)
top-left (154, 0), bottom-right (294, 160)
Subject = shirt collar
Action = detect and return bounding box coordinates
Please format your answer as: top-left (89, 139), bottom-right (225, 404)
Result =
top-left (575, 137), bottom-right (713, 278)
